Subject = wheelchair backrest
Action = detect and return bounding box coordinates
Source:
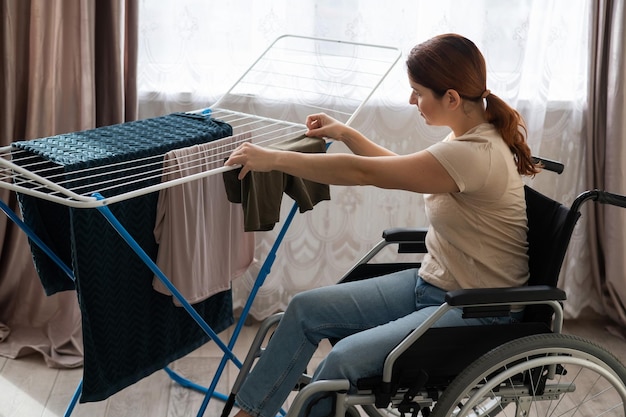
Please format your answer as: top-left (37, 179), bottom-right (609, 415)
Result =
top-left (523, 185), bottom-right (581, 323)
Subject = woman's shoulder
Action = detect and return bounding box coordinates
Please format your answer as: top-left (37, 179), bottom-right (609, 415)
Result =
top-left (455, 123), bottom-right (498, 142)
top-left (430, 126), bottom-right (495, 157)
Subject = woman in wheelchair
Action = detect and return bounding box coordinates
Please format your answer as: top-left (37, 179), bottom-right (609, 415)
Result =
top-left (225, 33), bottom-right (542, 417)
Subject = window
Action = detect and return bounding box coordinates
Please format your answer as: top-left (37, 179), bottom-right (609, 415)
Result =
top-left (138, 0), bottom-right (591, 110)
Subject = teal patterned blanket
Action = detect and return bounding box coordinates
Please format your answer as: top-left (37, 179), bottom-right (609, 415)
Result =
top-left (12, 113), bottom-right (235, 402)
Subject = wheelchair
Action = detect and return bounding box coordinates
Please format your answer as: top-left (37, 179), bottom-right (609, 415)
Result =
top-left (222, 158), bottom-right (626, 417)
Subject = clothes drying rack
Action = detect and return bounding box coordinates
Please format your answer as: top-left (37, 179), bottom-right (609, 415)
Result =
top-left (0, 35), bottom-right (401, 417)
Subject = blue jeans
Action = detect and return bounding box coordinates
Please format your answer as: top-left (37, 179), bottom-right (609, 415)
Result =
top-left (235, 269), bottom-right (521, 417)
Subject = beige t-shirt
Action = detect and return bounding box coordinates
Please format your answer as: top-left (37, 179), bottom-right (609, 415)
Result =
top-left (418, 123), bottom-right (529, 291)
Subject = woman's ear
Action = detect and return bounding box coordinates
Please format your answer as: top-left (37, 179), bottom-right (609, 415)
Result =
top-left (445, 89), bottom-right (462, 110)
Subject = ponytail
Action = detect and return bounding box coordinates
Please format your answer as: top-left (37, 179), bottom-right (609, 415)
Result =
top-left (484, 94), bottom-right (541, 177)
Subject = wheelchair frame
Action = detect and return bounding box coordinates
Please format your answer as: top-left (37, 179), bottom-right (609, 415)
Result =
top-left (223, 159), bottom-right (626, 417)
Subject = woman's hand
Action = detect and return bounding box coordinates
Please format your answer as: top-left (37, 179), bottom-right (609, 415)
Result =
top-left (224, 142), bottom-right (277, 180)
top-left (305, 113), bottom-right (346, 141)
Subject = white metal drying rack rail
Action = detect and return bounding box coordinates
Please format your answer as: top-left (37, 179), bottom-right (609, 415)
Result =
top-left (0, 110), bottom-right (307, 208)
top-left (0, 35), bottom-right (402, 209)
top-left (0, 35), bottom-right (401, 417)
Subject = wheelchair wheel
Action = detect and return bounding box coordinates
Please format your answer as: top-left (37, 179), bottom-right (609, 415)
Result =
top-left (430, 333), bottom-right (626, 417)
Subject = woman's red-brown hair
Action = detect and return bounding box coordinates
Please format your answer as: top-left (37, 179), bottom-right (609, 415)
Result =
top-left (406, 34), bottom-right (540, 176)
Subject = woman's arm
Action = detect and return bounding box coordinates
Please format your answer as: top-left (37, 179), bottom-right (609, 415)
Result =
top-left (224, 143), bottom-right (459, 194)
top-left (305, 113), bottom-right (396, 157)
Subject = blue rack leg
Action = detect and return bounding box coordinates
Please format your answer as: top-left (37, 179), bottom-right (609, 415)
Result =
top-left (93, 193), bottom-right (242, 368)
top-left (0, 195), bottom-right (300, 417)
top-left (196, 201), bottom-right (299, 417)
top-left (0, 199), bottom-right (83, 417)
top-left (0, 199), bottom-right (74, 280)
top-left (95, 195), bottom-right (300, 417)
top-left (63, 380), bottom-right (83, 417)
top-left (163, 367), bottom-right (228, 401)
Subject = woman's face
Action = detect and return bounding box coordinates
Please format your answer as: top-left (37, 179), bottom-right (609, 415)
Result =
top-left (408, 80), bottom-right (447, 126)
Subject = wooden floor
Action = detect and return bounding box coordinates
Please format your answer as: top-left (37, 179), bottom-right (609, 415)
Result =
top-left (1, 318), bottom-right (625, 417)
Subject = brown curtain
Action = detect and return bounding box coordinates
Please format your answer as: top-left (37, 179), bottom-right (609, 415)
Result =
top-left (585, 0), bottom-right (626, 332)
top-left (0, 0), bottom-right (138, 367)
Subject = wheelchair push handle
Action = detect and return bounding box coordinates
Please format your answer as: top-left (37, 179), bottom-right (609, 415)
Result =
top-left (571, 189), bottom-right (626, 212)
top-left (529, 156), bottom-right (626, 209)
top-left (596, 190), bottom-right (626, 208)
top-left (533, 156), bottom-right (564, 174)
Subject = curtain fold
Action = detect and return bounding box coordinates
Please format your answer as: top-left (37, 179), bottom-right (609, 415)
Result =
top-left (584, 0), bottom-right (626, 331)
top-left (0, 0), bottom-right (138, 368)
top-left (95, 0), bottom-right (138, 126)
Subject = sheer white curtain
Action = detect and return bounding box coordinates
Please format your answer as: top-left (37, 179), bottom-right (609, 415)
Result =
top-left (137, 0), bottom-right (593, 320)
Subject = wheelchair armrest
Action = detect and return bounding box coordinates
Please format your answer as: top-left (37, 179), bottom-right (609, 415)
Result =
top-left (445, 285), bottom-right (566, 307)
top-left (382, 227), bottom-right (428, 254)
top-left (382, 227), bottom-right (428, 242)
